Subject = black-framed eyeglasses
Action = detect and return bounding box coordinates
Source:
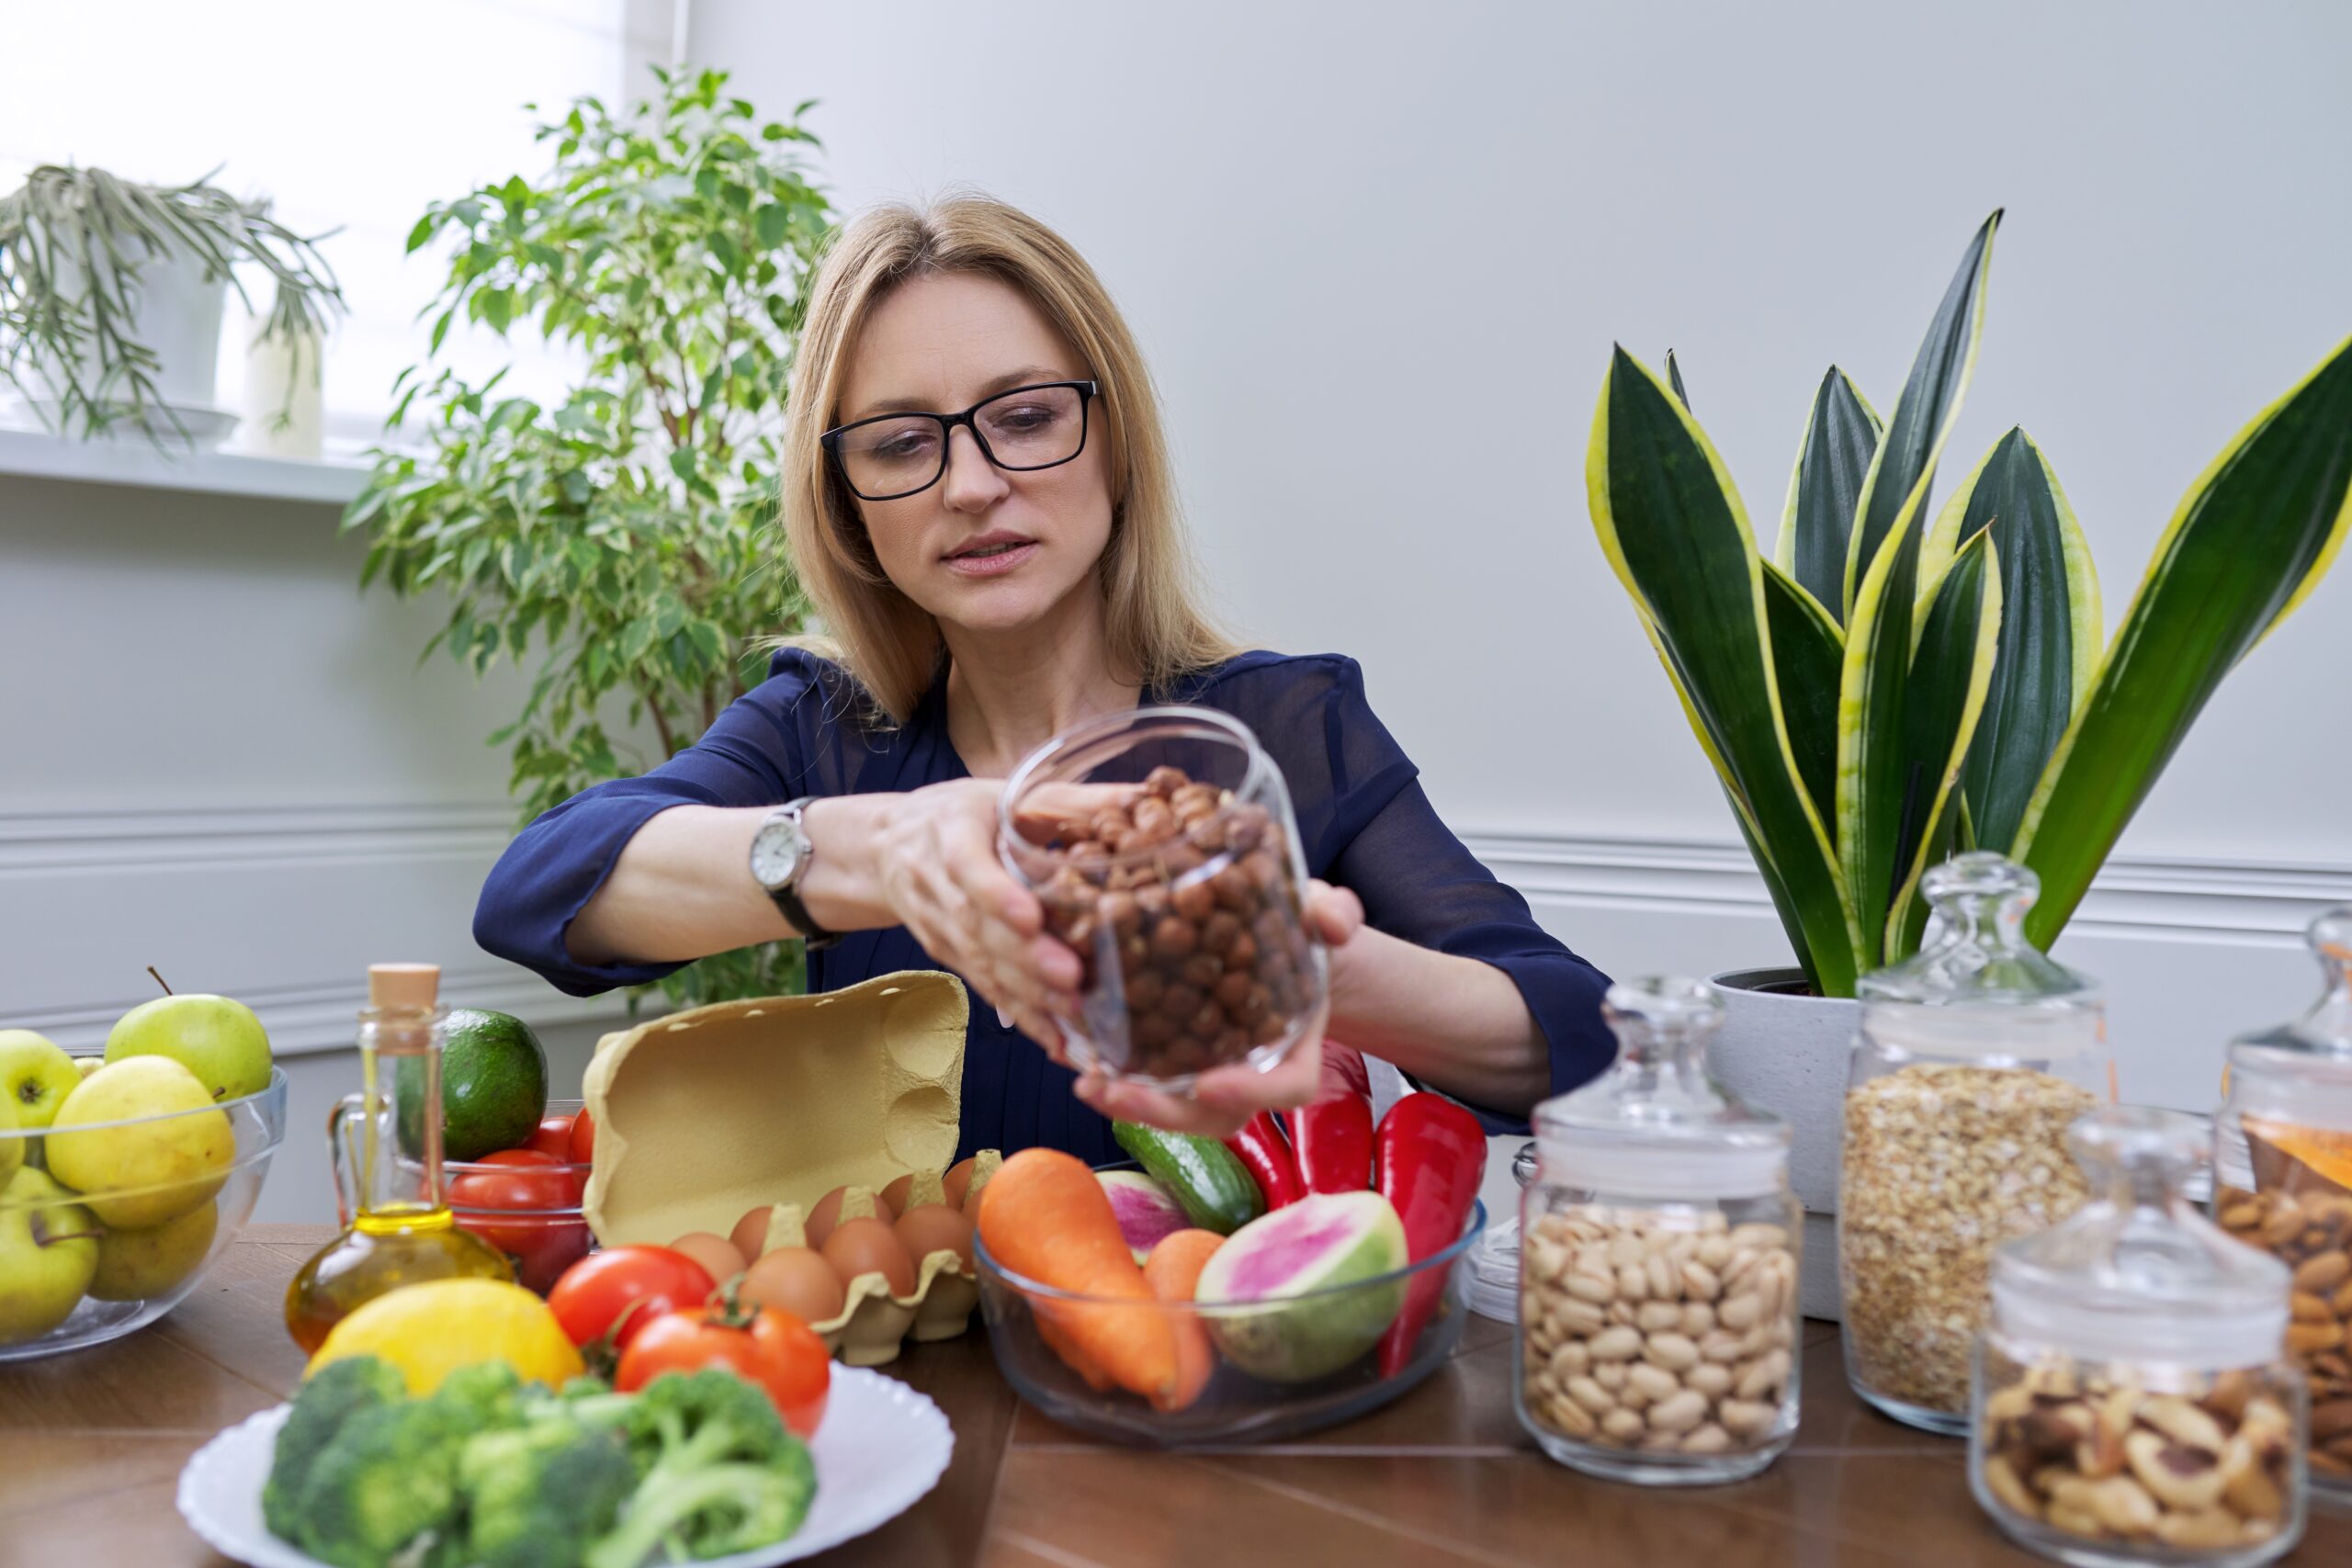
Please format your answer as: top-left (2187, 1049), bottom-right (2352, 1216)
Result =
top-left (821, 380), bottom-right (1099, 502)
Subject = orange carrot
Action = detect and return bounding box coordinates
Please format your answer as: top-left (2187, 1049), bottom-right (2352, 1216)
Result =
top-left (1035, 1314), bottom-right (1114, 1392)
top-left (978, 1148), bottom-right (1176, 1402)
top-left (1143, 1229), bottom-right (1223, 1412)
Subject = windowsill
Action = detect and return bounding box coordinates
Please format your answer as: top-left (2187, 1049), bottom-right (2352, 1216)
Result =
top-left (0, 423), bottom-right (374, 506)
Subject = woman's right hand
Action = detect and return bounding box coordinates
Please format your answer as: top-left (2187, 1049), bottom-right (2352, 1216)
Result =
top-left (867, 778), bottom-right (1085, 1045)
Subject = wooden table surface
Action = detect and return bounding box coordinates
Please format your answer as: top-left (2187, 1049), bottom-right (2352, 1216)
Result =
top-left (4, 1224), bottom-right (2346, 1566)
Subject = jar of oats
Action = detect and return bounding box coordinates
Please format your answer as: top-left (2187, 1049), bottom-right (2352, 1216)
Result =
top-left (1973, 1107), bottom-right (2304, 1567)
top-left (1840, 852), bottom-right (2111, 1434)
top-left (1516, 976), bottom-right (1802, 1485)
top-left (2212, 906), bottom-right (2352, 1497)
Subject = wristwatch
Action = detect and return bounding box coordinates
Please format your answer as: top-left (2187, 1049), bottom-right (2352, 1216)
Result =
top-left (749, 797), bottom-right (841, 950)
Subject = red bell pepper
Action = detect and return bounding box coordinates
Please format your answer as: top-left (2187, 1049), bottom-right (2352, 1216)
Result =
top-left (1222, 1112), bottom-right (1305, 1211)
top-left (1373, 1092), bottom-right (1488, 1377)
top-left (1286, 1092), bottom-right (1374, 1195)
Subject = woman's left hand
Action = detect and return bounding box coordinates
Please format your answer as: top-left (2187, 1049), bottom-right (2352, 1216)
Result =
top-left (1069, 880), bottom-right (1365, 1138)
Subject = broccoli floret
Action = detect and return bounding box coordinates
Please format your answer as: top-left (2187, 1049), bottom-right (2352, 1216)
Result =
top-left (584, 1370), bottom-right (818, 1568)
top-left (292, 1394), bottom-right (477, 1568)
top-left (454, 1419), bottom-right (638, 1568)
top-left (426, 1359), bottom-right (527, 1429)
top-left (263, 1357), bottom-right (409, 1543)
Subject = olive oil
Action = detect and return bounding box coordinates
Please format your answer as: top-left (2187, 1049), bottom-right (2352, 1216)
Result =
top-left (284, 964), bottom-right (509, 1352)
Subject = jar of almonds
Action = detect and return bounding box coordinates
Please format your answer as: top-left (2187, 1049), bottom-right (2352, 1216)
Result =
top-left (2212, 906), bottom-right (2352, 1496)
top-left (1841, 853), bottom-right (2111, 1434)
top-left (997, 706), bottom-right (1326, 1091)
top-left (1516, 976), bottom-right (1801, 1485)
top-left (1973, 1107), bottom-right (2304, 1567)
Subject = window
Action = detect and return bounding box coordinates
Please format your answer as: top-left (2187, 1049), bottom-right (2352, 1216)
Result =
top-left (0, 0), bottom-right (679, 454)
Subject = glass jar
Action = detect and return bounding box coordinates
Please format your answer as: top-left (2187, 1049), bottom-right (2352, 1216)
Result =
top-left (1840, 852), bottom-right (2113, 1433)
top-left (1972, 1107), bottom-right (2304, 1567)
top-left (998, 705), bottom-right (1327, 1091)
top-left (1515, 976), bottom-right (1801, 1485)
top-left (2212, 906), bottom-right (2352, 1496)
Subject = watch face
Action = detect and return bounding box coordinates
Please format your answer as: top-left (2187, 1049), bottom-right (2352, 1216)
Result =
top-left (750, 815), bottom-right (805, 888)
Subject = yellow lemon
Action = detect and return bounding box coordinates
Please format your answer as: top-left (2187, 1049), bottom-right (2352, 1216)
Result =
top-left (305, 1278), bottom-right (582, 1394)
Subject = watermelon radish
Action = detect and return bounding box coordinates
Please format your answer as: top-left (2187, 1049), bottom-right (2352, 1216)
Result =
top-left (1098, 1170), bottom-right (1191, 1263)
top-left (1193, 1190), bottom-right (1408, 1382)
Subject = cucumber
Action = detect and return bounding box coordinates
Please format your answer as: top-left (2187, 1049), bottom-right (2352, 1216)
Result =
top-left (1112, 1122), bottom-right (1264, 1235)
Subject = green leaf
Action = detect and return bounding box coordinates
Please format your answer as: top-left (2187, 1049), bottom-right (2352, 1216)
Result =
top-left (1883, 530), bottom-right (2004, 956)
top-left (754, 203), bottom-right (790, 250)
top-left (2015, 333), bottom-right (2352, 947)
top-left (1831, 216), bottom-right (2002, 960)
top-left (1761, 560), bottom-right (1843, 827)
top-left (1842, 212), bottom-right (2003, 618)
top-left (1917, 428), bottom-right (2102, 854)
top-left (1774, 367), bottom-right (1881, 624)
top-left (1589, 346), bottom-right (1860, 993)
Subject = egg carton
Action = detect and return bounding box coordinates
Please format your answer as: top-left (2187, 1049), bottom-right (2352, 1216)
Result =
top-left (581, 971), bottom-right (980, 1365)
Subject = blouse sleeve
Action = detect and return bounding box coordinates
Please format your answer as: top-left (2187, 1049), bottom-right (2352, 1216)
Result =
top-left (1217, 655), bottom-right (1616, 1132)
top-left (471, 648), bottom-right (841, 997)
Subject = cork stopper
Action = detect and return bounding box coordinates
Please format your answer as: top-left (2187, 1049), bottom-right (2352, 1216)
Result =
top-left (368, 963), bottom-right (440, 1010)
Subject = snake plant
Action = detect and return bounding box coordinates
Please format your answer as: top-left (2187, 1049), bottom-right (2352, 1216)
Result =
top-left (1588, 212), bottom-right (2352, 996)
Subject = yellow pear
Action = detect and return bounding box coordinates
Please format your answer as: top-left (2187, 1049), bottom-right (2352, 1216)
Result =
top-left (0, 1168), bottom-right (100, 1344)
top-left (46, 1057), bottom-right (233, 1227)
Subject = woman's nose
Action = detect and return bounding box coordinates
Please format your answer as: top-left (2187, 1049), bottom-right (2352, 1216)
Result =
top-left (940, 425), bottom-right (1010, 511)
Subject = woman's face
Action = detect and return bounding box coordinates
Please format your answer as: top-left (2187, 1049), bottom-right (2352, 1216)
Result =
top-left (835, 272), bottom-right (1114, 637)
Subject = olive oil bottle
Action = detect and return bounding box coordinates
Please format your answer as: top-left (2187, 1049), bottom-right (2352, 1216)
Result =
top-left (285, 963), bottom-right (511, 1352)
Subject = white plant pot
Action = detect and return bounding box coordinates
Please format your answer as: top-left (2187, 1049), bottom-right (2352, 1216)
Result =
top-left (29, 248), bottom-right (236, 445)
top-left (1708, 965), bottom-right (1858, 1321)
top-left (233, 321), bottom-right (324, 459)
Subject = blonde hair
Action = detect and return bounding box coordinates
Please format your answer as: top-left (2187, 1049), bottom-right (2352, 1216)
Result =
top-left (778, 193), bottom-right (1238, 725)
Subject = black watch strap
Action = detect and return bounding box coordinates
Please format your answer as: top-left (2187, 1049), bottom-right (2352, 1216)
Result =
top-left (767, 881), bottom-right (841, 952)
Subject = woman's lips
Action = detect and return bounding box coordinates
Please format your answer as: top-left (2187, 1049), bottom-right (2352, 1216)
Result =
top-left (944, 540), bottom-right (1038, 577)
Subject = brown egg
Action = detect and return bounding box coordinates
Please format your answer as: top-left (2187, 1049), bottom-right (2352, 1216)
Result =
top-left (740, 1245), bottom-right (848, 1326)
top-left (730, 1204), bottom-right (775, 1262)
top-left (944, 1156), bottom-right (978, 1211)
top-left (878, 1174), bottom-right (914, 1217)
top-left (894, 1202), bottom-right (975, 1272)
top-left (670, 1231), bottom-right (747, 1284)
top-left (805, 1185), bottom-right (853, 1249)
top-left (821, 1215), bottom-right (916, 1296)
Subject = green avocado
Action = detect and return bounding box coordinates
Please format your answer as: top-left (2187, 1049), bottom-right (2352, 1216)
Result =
top-left (394, 1008), bottom-right (548, 1163)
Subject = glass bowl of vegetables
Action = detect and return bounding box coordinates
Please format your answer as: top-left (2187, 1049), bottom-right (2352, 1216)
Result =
top-left (443, 1099), bottom-right (595, 1294)
top-left (972, 1139), bottom-right (1488, 1446)
top-left (0, 1060), bottom-right (288, 1361)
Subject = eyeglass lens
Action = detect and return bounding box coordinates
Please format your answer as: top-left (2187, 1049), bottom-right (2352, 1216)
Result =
top-left (834, 384), bottom-right (1086, 498)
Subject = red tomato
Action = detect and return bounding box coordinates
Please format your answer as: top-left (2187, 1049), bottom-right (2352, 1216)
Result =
top-left (548, 1246), bottom-right (717, 1352)
top-left (449, 1148), bottom-right (588, 1293)
top-left (616, 1304), bottom-right (831, 1438)
top-left (569, 1108), bottom-right (596, 1164)
top-left (523, 1112), bottom-right (578, 1158)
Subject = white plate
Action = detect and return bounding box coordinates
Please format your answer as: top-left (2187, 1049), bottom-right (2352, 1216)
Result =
top-left (175, 1365), bottom-right (954, 1567)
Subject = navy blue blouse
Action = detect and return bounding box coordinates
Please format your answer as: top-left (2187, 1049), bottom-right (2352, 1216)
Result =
top-left (474, 648), bottom-right (1613, 1163)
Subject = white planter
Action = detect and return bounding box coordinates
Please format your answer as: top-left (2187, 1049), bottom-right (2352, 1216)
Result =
top-left (233, 321), bottom-right (324, 459)
top-left (1708, 965), bottom-right (1857, 1321)
top-left (30, 249), bottom-right (236, 444)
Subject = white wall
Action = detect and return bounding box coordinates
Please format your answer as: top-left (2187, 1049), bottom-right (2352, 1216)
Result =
top-left (691, 0), bottom-right (2352, 1103)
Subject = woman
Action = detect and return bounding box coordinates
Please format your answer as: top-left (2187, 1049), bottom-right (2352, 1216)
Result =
top-left (475, 195), bottom-right (1612, 1157)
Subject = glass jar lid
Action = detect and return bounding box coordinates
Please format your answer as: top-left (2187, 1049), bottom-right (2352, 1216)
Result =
top-left (2234, 907), bottom-right (2352, 1057)
top-left (1990, 1107), bottom-right (2290, 1366)
top-left (2226, 907), bottom-right (2352, 1190)
top-left (1534, 976), bottom-right (1789, 1200)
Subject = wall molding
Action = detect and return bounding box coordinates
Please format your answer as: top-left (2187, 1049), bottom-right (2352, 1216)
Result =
top-left (0, 801), bottom-right (516, 875)
top-left (1457, 829), bottom-right (2352, 946)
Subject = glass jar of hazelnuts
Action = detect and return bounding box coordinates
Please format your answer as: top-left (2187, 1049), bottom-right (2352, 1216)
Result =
top-left (997, 706), bottom-right (1329, 1091)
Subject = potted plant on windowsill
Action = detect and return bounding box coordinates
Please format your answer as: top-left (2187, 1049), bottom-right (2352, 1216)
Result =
top-left (0, 164), bottom-right (342, 446)
top-left (1584, 212), bottom-right (2352, 1314)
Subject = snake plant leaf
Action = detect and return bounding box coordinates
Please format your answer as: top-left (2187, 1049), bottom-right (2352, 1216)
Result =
top-left (2014, 334), bottom-right (2352, 948)
top-left (1668, 349), bottom-right (1691, 410)
top-left (1775, 367), bottom-right (1882, 622)
top-left (1916, 427), bottom-right (2102, 854)
top-left (1883, 531), bottom-right (2005, 958)
top-left (1833, 213), bottom-right (2001, 964)
top-left (1762, 560), bottom-right (1844, 827)
top-left (1842, 211), bottom-right (2003, 618)
top-left (1589, 345), bottom-right (1860, 993)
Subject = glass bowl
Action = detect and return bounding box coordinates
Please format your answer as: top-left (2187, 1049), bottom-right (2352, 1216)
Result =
top-left (441, 1099), bottom-right (594, 1295)
top-left (975, 1193), bottom-right (1487, 1445)
top-left (998, 705), bottom-right (1329, 1092)
top-left (0, 1060), bottom-right (288, 1361)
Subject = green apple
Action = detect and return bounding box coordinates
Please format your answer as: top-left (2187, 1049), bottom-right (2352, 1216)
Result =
top-left (46, 1057), bottom-right (233, 1228)
top-left (0, 1168), bottom-right (101, 1344)
top-left (89, 1198), bottom-right (218, 1302)
top-left (105, 994), bottom-right (273, 1103)
top-left (74, 1057), bottom-right (101, 1079)
top-left (0, 1094), bottom-right (19, 1190)
top-left (0, 1029), bottom-right (82, 1131)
